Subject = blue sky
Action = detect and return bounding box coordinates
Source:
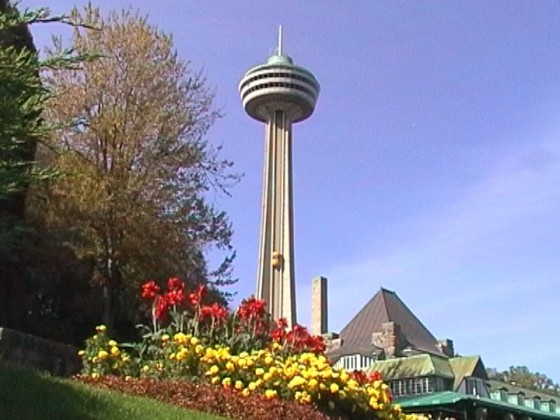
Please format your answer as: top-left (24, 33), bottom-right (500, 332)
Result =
top-left (23, 1), bottom-right (560, 380)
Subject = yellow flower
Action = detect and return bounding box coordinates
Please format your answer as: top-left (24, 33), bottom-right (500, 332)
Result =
top-left (264, 389), bottom-right (277, 399)
top-left (308, 378), bottom-right (318, 390)
top-left (255, 368), bottom-right (265, 377)
top-left (195, 344), bottom-right (204, 355)
top-left (124, 375), bottom-right (131, 381)
top-left (78, 350), bottom-right (85, 356)
top-left (98, 350), bottom-right (108, 359)
top-left (110, 346), bottom-right (119, 356)
top-left (264, 355), bottom-right (274, 365)
top-left (225, 361), bottom-right (235, 372)
top-left (301, 391), bottom-right (312, 404)
top-left (190, 336), bottom-right (199, 346)
top-left (174, 332), bottom-right (187, 344)
top-left (176, 349), bottom-right (188, 361)
top-left (91, 372), bottom-right (100, 380)
top-left (108, 340), bottom-right (117, 347)
top-left (211, 377), bottom-right (220, 385)
top-left (330, 383), bottom-right (339, 394)
top-left (161, 334), bottom-right (170, 342)
top-left (95, 325), bottom-right (106, 333)
top-left (209, 365), bottom-right (220, 375)
top-left (263, 372), bottom-right (272, 381)
top-left (234, 380), bottom-right (244, 390)
top-left (248, 382), bottom-right (258, 391)
top-left (242, 388), bottom-right (250, 397)
top-left (142, 365), bottom-right (150, 372)
top-left (288, 375), bottom-right (306, 389)
top-left (222, 377), bottom-right (232, 387)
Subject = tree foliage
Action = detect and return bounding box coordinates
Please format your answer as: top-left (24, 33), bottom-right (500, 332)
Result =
top-left (34, 5), bottom-right (238, 331)
top-left (488, 365), bottom-right (560, 396)
top-left (0, 1), bottom-right (82, 328)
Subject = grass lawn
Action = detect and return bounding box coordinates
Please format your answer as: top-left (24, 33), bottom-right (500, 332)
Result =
top-left (0, 364), bottom-right (230, 420)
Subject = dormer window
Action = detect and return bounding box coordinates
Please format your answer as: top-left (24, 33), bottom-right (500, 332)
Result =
top-left (517, 392), bottom-right (525, 406)
top-left (533, 397), bottom-right (541, 410)
top-left (499, 389), bottom-right (508, 401)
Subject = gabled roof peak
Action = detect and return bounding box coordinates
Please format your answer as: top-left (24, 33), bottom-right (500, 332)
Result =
top-left (331, 287), bottom-right (444, 357)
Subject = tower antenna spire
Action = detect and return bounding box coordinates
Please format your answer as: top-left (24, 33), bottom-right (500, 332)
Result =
top-left (278, 25), bottom-right (283, 56)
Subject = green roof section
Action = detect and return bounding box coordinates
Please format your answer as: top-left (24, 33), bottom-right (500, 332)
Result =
top-left (449, 355), bottom-right (487, 389)
top-left (398, 391), bottom-right (560, 419)
top-left (369, 354), bottom-right (455, 380)
top-left (266, 54), bottom-right (294, 65)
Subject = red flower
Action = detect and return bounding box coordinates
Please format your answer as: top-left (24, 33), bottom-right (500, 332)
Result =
top-left (188, 284), bottom-right (207, 306)
top-left (154, 295), bottom-right (169, 320)
top-left (368, 370), bottom-right (383, 382)
top-left (165, 289), bottom-right (185, 306)
top-left (237, 296), bottom-right (267, 320)
top-left (167, 277), bottom-right (185, 292)
top-left (199, 303), bottom-right (229, 322)
top-left (351, 370), bottom-right (368, 385)
top-left (141, 280), bottom-right (160, 300)
top-left (276, 318), bottom-right (288, 329)
top-left (269, 318), bottom-right (288, 342)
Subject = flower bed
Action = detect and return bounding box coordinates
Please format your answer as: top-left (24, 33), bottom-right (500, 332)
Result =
top-left (79, 277), bottom-right (424, 420)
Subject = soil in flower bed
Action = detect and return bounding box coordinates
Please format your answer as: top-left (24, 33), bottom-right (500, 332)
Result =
top-left (77, 376), bottom-right (350, 420)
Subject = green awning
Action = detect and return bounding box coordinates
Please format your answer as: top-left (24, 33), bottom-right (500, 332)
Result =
top-left (397, 391), bottom-right (560, 419)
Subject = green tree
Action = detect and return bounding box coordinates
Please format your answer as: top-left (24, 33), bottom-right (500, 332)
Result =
top-left (0, 1), bottom-right (78, 327)
top-left (36, 5), bottom-right (238, 331)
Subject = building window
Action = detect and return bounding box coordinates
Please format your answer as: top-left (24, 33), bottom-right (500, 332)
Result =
top-left (499, 389), bottom-right (508, 401)
top-left (334, 355), bottom-right (375, 372)
top-left (388, 377), bottom-right (439, 397)
top-left (534, 397), bottom-right (541, 410)
top-left (425, 377), bottom-right (434, 393)
top-left (517, 392), bottom-right (525, 406)
top-left (550, 400), bottom-right (556, 413)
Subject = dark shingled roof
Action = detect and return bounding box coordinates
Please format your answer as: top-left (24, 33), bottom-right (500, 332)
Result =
top-left (330, 288), bottom-right (443, 357)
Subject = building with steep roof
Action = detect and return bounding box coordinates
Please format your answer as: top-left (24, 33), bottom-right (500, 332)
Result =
top-left (328, 288), bottom-right (453, 370)
top-left (321, 286), bottom-right (560, 419)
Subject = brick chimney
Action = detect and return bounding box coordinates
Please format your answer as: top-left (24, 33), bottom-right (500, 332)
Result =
top-left (311, 276), bottom-right (328, 336)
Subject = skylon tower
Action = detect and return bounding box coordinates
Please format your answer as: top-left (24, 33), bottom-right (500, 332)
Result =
top-left (239, 27), bottom-right (320, 326)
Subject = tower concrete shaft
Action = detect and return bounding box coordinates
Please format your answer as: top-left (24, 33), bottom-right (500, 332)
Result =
top-left (257, 107), bottom-right (297, 326)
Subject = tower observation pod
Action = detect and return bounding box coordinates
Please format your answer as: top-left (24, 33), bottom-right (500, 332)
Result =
top-left (239, 27), bottom-right (320, 327)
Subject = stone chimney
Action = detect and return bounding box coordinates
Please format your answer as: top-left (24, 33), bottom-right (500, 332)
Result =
top-left (372, 322), bottom-right (404, 358)
top-left (311, 276), bottom-right (328, 335)
top-left (437, 338), bottom-right (455, 357)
